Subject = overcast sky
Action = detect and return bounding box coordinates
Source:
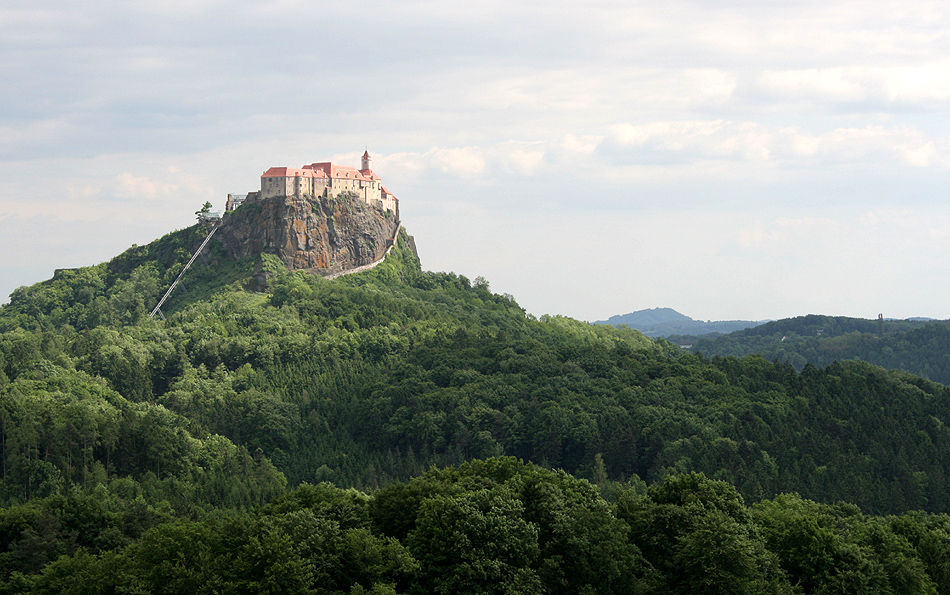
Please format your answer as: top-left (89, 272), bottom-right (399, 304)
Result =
top-left (2, 0), bottom-right (950, 322)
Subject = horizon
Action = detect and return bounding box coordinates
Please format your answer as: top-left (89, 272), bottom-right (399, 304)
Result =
top-left (3, 1), bottom-right (950, 323)
top-left (0, 202), bottom-right (945, 325)
top-left (594, 306), bottom-right (941, 325)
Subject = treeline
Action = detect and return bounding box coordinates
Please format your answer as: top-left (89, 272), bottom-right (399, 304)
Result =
top-left (3, 231), bottom-right (950, 517)
top-left (0, 224), bottom-right (257, 332)
top-left (672, 314), bottom-right (950, 384)
top-left (6, 225), bottom-right (950, 588)
top-left (5, 459), bottom-right (950, 594)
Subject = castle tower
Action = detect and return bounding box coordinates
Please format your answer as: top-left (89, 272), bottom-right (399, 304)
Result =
top-left (361, 150), bottom-right (371, 171)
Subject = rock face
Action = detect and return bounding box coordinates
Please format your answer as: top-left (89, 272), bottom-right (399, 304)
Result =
top-left (216, 192), bottom-right (399, 277)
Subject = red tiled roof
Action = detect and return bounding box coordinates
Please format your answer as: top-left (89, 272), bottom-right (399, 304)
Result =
top-left (263, 156), bottom-right (384, 182)
top-left (333, 165), bottom-right (360, 178)
top-left (261, 167), bottom-right (327, 178)
top-left (300, 164), bottom-right (329, 177)
top-left (307, 162), bottom-right (373, 180)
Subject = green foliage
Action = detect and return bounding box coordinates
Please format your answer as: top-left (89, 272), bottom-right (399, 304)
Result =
top-left (8, 462), bottom-right (950, 595)
top-left (10, 480), bottom-right (415, 595)
top-left (675, 314), bottom-right (950, 384)
top-left (617, 473), bottom-right (792, 595)
top-left (6, 223), bottom-right (950, 590)
top-left (373, 458), bottom-right (657, 595)
top-left (0, 356), bottom-right (286, 513)
top-left (5, 229), bottom-right (950, 517)
top-left (753, 493), bottom-right (940, 594)
top-left (0, 225), bottom-right (257, 331)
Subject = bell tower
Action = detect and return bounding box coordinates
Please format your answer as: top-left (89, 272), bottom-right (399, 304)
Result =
top-left (361, 149), bottom-right (371, 171)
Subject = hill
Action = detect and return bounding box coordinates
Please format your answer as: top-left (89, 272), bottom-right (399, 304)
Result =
top-left (5, 212), bottom-right (950, 589)
top-left (594, 307), bottom-right (767, 337)
top-left (5, 225), bottom-right (950, 512)
top-left (0, 191), bottom-right (401, 331)
top-left (673, 313), bottom-right (950, 383)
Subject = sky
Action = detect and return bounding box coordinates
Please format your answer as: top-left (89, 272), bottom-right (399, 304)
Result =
top-left (2, 0), bottom-right (950, 322)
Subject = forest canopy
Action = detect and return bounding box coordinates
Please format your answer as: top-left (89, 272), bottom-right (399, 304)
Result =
top-left (3, 224), bottom-right (950, 590)
top-left (671, 314), bottom-right (950, 384)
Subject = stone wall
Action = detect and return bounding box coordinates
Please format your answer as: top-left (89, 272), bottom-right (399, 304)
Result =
top-left (261, 172), bottom-right (387, 213)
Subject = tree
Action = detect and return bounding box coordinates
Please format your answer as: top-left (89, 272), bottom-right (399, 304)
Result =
top-left (617, 473), bottom-right (793, 595)
top-left (406, 487), bottom-right (541, 595)
top-left (195, 202), bottom-right (212, 222)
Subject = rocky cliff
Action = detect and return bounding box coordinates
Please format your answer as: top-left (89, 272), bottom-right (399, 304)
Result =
top-left (216, 192), bottom-right (400, 277)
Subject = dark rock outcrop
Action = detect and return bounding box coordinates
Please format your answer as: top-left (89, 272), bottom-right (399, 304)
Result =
top-left (216, 192), bottom-right (399, 277)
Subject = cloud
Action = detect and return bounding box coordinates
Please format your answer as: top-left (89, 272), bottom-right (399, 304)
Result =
top-left (4, 0), bottom-right (950, 320)
top-left (0, 119), bottom-right (74, 155)
top-left (610, 120), bottom-right (771, 161)
top-left (112, 172), bottom-right (178, 200)
top-left (429, 147), bottom-right (486, 176)
top-left (604, 119), bottom-right (950, 174)
top-left (758, 69), bottom-right (870, 103)
top-left (756, 62), bottom-right (950, 109)
top-left (377, 144), bottom-right (542, 180)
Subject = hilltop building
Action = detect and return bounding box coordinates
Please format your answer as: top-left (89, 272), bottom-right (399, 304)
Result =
top-left (257, 151), bottom-right (398, 216)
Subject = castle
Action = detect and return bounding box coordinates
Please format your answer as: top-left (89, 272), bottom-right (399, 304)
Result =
top-left (253, 151), bottom-right (398, 215)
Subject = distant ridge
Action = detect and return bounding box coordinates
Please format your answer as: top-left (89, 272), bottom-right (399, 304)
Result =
top-left (676, 313), bottom-right (950, 384)
top-left (593, 307), bottom-right (767, 338)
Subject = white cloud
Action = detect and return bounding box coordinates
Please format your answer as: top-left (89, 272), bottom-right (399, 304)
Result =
top-left (554, 134), bottom-right (602, 157)
top-left (427, 147), bottom-right (486, 177)
top-left (758, 69), bottom-right (870, 103)
top-left (112, 172), bottom-right (178, 200)
top-left (3, 0), bottom-right (950, 319)
top-left (756, 62), bottom-right (950, 108)
top-left (605, 120), bottom-right (950, 174)
top-left (0, 119), bottom-right (74, 154)
top-left (884, 62), bottom-right (950, 103)
top-left (610, 120), bottom-right (770, 159)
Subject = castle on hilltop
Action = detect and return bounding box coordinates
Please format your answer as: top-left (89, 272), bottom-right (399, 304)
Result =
top-left (253, 151), bottom-right (398, 215)
top-left (168, 152), bottom-right (403, 317)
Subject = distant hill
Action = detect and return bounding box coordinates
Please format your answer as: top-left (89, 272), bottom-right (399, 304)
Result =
top-left (674, 313), bottom-right (950, 383)
top-left (593, 307), bottom-right (767, 337)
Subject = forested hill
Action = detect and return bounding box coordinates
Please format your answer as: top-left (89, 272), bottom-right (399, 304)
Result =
top-left (672, 313), bottom-right (950, 383)
top-left (6, 222), bottom-right (950, 590)
top-left (594, 307), bottom-right (766, 337)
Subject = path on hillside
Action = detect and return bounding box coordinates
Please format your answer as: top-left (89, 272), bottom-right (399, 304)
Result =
top-left (324, 222), bottom-right (402, 280)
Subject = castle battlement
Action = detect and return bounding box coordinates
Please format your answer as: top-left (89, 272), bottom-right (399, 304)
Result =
top-left (259, 151), bottom-right (398, 215)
